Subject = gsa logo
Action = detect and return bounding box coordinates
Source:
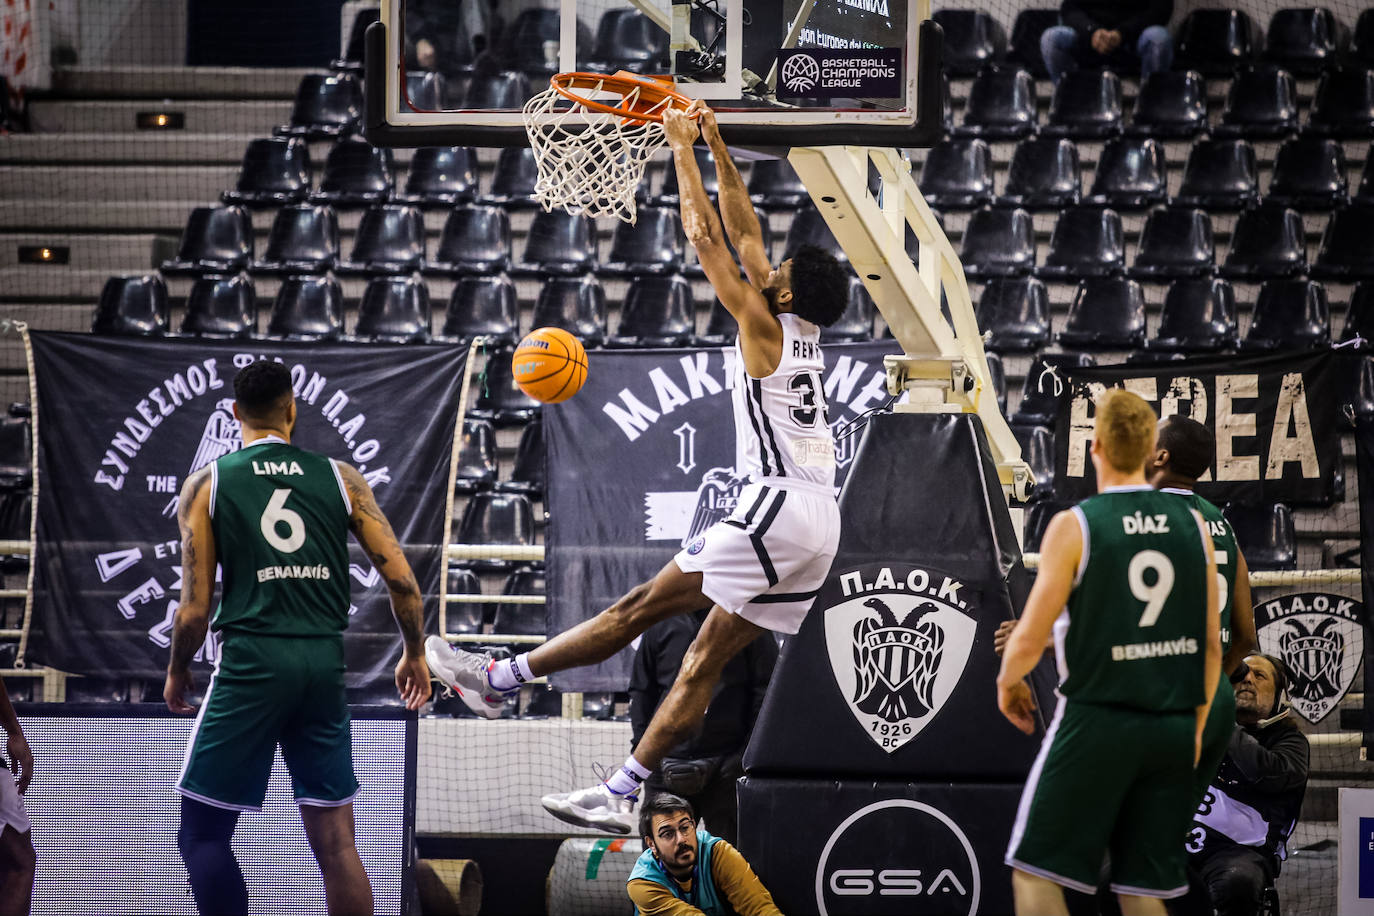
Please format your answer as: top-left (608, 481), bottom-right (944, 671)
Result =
top-left (815, 800), bottom-right (979, 916)
top-left (686, 536), bottom-right (707, 556)
top-left (781, 53), bottom-right (821, 93)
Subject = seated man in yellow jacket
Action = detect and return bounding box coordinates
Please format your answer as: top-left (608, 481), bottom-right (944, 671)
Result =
top-left (628, 793), bottom-right (781, 916)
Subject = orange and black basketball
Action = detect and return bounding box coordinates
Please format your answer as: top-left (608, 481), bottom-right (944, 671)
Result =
top-left (511, 327), bottom-right (588, 404)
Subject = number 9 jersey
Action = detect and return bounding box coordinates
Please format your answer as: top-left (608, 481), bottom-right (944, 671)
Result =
top-left (1056, 485), bottom-right (1213, 713)
top-left (207, 436), bottom-right (353, 637)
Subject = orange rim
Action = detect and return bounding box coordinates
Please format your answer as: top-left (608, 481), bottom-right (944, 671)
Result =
top-left (548, 70), bottom-right (699, 123)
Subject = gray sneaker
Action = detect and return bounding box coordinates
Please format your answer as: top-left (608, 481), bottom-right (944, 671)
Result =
top-left (541, 782), bottom-right (638, 835)
top-left (424, 635), bottom-right (510, 719)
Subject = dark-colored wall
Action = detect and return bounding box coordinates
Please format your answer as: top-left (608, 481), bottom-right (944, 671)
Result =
top-left (187, 0), bottom-right (345, 67)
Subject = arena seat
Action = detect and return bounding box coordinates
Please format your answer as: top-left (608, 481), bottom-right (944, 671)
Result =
top-left (1012, 352), bottom-right (1096, 426)
top-left (92, 275), bottom-right (169, 336)
top-left (1224, 503), bottom-right (1297, 570)
top-left (1221, 201), bottom-right (1308, 278)
top-left (442, 274), bottom-right (520, 345)
top-left (1355, 145), bottom-right (1374, 203)
top-left (586, 8), bottom-right (669, 74)
top-left (1353, 357), bottom-right (1374, 419)
top-left (426, 204), bottom-right (511, 276)
top-left (531, 274), bottom-right (608, 348)
top-left (160, 206), bottom-right (253, 276)
top-left (181, 274), bottom-right (256, 339)
top-left (1024, 498), bottom-right (1076, 551)
top-left (1056, 277), bottom-right (1147, 349)
top-left (1128, 70), bottom-right (1209, 139)
top-left (1085, 137), bottom-right (1168, 209)
top-left (694, 299), bottom-right (734, 346)
top-left (986, 351), bottom-right (1008, 415)
top-left (919, 137), bottom-right (995, 210)
top-left (482, 147), bottom-right (541, 208)
top-left (0, 417), bottom-right (32, 490)
top-left (520, 687), bottom-right (563, 719)
top-left (337, 204), bottom-right (426, 275)
top-left (455, 418), bottom-right (498, 494)
top-left (265, 275), bottom-right (344, 341)
top-left (491, 565), bottom-right (547, 635)
top-left (1038, 206), bottom-right (1125, 279)
top-left (470, 349), bottom-right (542, 425)
top-left (330, 6), bottom-right (378, 73)
top-left (456, 492), bottom-right (536, 571)
top-left (598, 206), bottom-right (685, 276)
top-left (611, 274), bottom-right (696, 348)
top-left (977, 276), bottom-right (1051, 352)
top-left (1008, 8), bottom-right (1057, 78)
top-left (354, 275), bottom-right (432, 343)
top-left (64, 679), bottom-right (130, 704)
top-left (514, 210), bottom-right (598, 275)
top-left (932, 9), bottom-right (1007, 75)
top-left (1130, 206), bottom-right (1215, 279)
top-left (960, 206), bottom-right (1036, 278)
top-left (1009, 422), bottom-right (1056, 499)
top-left (396, 146), bottom-right (478, 207)
top-left (1043, 68), bottom-right (1123, 139)
top-left (1305, 67), bottom-right (1374, 137)
top-left (222, 137), bottom-right (311, 207)
top-left (1175, 8), bottom-right (1262, 76)
top-left (1354, 9), bottom-right (1374, 65)
top-left (818, 278), bottom-right (877, 343)
top-left (1147, 277), bottom-right (1239, 352)
top-left (1312, 203), bottom-right (1374, 278)
top-left (503, 8), bottom-right (583, 77)
top-left (1213, 65), bottom-right (1300, 138)
top-left (655, 146), bottom-right (719, 204)
top-left (1241, 278), bottom-right (1331, 350)
top-left (310, 139), bottom-right (395, 207)
top-left (465, 70), bottom-right (533, 109)
top-left (1267, 137), bottom-right (1349, 209)
top-left (748, 158), bottom-right (809, 210)
top-left (503, 418), bottom-right (545, 497)
top-left (780, 205), bottom-right (848, 267)
top-left (1340, 281), bottom-right (1374, 349)
top-left (1174, 138), bottom-right (1260, 210)
top-left (953, 67), bottom-right (1038, 140)
top-left (403, 70), bottom-right (446, 112)
top-left (276, 72), bottom-right (362, 138)
top-left (998, 136), bottom-right (1080, 210)
top-left (1264, 7), bottom-right (1347, 76)
top-left (445, 566), bottom-right (485, 635)
top-left (252, 204), bottom-right (338, 275)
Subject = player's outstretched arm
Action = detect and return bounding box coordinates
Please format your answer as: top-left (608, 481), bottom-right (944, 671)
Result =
top-left (166, 468), bottom-right (215, 713)
top-left (339, 464), bottom-right (432, 710)
top-left (997, 510), bottom-right (1080, 734)
top-left (696, 105), bottom-right (771, 289)
top-left (1223, 549), bottom-right (1257, 678)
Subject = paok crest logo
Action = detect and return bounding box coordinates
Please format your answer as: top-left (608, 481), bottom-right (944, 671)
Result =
top-left (823, 564), bottom-right (978, 753)
top-left (1255, 591), bottom-right (1364, 723)
top-left (815, 800), bottom-right (980, 916)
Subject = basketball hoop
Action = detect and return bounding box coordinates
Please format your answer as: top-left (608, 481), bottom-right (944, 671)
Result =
top-left (522, 71), bottom-right (698, 223)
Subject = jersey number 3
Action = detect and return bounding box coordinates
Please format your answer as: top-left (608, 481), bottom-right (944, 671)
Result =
top-left (261, 488), bottom-right (306, 554)
top-left (788, 370), bottom-right (824, 428)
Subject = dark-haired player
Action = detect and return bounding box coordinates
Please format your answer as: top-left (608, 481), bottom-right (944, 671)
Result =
top-left (427, 103), bottom-right (851, 833)
top-left (165, 360), bottom-right (432, 916)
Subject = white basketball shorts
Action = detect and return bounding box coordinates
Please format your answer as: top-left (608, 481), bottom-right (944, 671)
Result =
top-left (674, 480), bottom-right (840, 635)
top-left (0, 764), bottom-right (29, 834)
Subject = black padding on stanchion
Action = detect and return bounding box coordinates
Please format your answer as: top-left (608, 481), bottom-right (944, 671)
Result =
top-left (744, 412), bottom-right (1050, 779)
top-left (736, 776), bottom-right (1019, 916)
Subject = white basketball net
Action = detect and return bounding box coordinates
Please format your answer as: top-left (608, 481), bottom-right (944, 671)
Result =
top-left (522, 78), bottom-right (678, 224)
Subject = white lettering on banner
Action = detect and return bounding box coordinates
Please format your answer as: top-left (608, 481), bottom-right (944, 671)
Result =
top-left (1266, 372), bottom-right (1320, 479)
top-left (839, 566), bottom-right (969, 610)
top-left (648, 368), bottom-right (690, 415)
top-left (679, 352), bottom-right (722, 399)
top-left (1215, 374), bottom-right (1260, 481)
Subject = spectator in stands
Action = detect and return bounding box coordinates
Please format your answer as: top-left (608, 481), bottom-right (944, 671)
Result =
top-left (1176, 654), bottom-right (1310, 916)
top-left (0, 676), bottom-right (33, 916)
top-left (630, 608), bottom-right (777, 846)
top-left (1041, 0), bottom-right (1174, 84)
top-left (628, 793), bottom-right (782, 916)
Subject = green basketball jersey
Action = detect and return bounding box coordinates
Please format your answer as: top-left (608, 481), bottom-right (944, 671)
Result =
top-left (208, 437), bottom-right (352, 637)
top-left (1161, 488), bottom-right (1238, 655)
top-left (1055, 485), bottom-right (1212, 713)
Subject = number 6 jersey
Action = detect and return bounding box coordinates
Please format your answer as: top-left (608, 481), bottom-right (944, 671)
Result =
top-left (730, 312), bottom-right (835, 496)
top-left (208, 435), bottom-right (353, 637)
top-left (1056, 485), bottom-right (1212, 713)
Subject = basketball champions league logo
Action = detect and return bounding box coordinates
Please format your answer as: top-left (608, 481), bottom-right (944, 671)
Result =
top-left (1255, 591), bottom-right (1364, 724)
top-left (822, 564), bottom-right (978, 753)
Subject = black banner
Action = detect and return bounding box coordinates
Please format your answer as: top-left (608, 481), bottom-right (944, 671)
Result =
top-left (1052, 351), bottom-right (1343, 505)
top-left (545, 341), bottom-right (900, 692)
top-left (25, 333), bottom-right (465, 689)
top-left (1358, 411), bottom-right (1374, 750)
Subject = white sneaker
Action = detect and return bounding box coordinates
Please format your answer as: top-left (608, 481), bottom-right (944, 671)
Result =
top-left (424, 635), bottom-right (511, 719)
top-left (541, 782), bottom-right (638, 835)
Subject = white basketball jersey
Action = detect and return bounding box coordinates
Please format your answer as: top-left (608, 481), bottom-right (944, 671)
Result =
top-left (731, 313), bottom-right (835, 494)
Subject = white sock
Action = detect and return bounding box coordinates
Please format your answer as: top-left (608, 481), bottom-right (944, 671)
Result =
top-left (488, 654), bottom-right (533, 692)
top-left (604, 756), bottom-right (651, 796)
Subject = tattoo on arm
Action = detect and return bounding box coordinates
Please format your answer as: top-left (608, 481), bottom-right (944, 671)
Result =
top-left (341, 464), bottom-right (425, 653)
top-left (170, 469), bottom-right (213, 672)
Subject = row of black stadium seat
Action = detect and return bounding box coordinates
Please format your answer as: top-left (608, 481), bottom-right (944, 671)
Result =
top-left (939, 7), bottom-right (1374, 78)
top-left (456, 418), bottom-right (543, 496)
top-left (925, 135), bottom-right (1374, 212)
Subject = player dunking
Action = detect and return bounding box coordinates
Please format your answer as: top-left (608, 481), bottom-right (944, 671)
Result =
top-left (426, 102), bottom-right (850, 833)
top-left (998, 390), bottom-right (1221, 916)
top-left (165, 361), bottom-right (432, 916)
